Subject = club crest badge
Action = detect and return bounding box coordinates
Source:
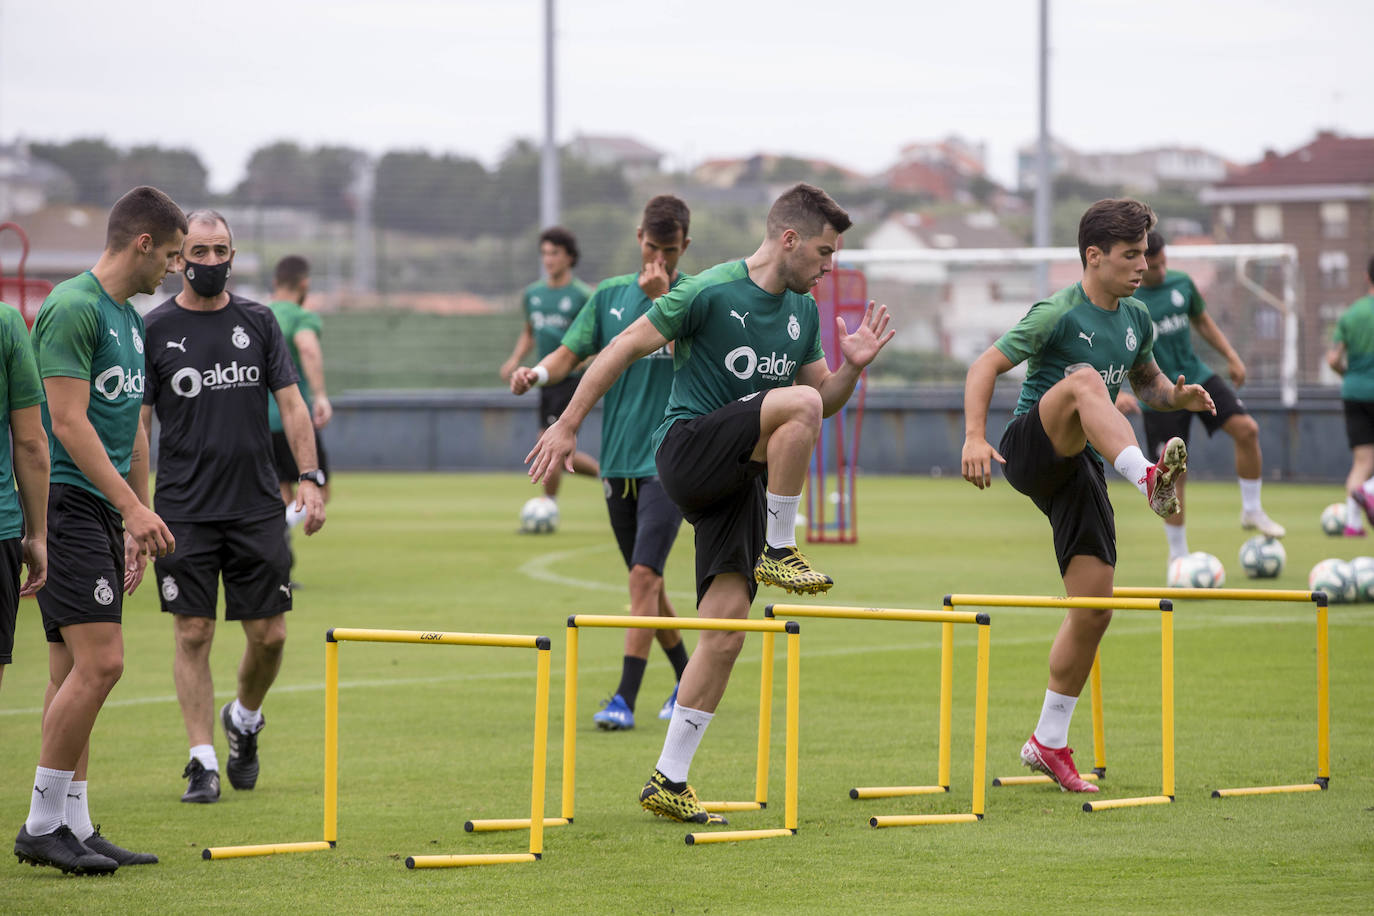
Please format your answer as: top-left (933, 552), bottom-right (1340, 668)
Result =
top-left (787, 314), bottom-right (800, 341)
top-left (1125, 326), bottom-right (1138, 352)
top-left (161, 575), bottom-right (179, 602)
top-left (93, 577), bottom-right (115, 607)
top-left (231, 326), bottom-right (250, 350)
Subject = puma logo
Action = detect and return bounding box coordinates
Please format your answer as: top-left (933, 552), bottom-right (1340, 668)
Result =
top-left (684, 718), bottom-right (703, 730)
top-left (767, 508), bottom-right (779, 518)
top-left (279, 584), bottom-right (292, 597)
top-left (108, 329), bottom-right (120, 343)
top-left (609, 306), bottom-right (625, 320)
top-left (66, 792), bottom-right (83, 800)
top-left (34, 785), bottom-right (48, 798)
top-left (1078, 331), bottom-right (1095, 347)
top-left (730, 310), bottom-right (749, 328)
top-left (166, 337), bottom-right (187, 352)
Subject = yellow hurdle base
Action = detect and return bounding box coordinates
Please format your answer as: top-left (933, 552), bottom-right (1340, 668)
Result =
top-left (406, 853), bottom-right (539, 868)
top-left (849, 785), bottom-right (948, 799)
top-left (993, 773), bottom-right (1099, 787)
top-left (1083, 795), bottom-right (1173, 812)
top-left (203, 840), bottom-right (333, 860)
top-left (700, 801), bottom-right (765, 812)
top-left (1212, 782), bottom-right (1327, 798)
top-left (685, 828), bottom-right (795, 845)
top-left (870, 813), bottom-right (982, 828)
top-left (464, 817), bottom-right (570, 833)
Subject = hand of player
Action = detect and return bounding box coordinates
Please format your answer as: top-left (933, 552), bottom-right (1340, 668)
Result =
top-left (296, 483), bottom-right (327, 536)
top-left (837, 301), bottom-right (896, 370)
top-left (1227, 357), bottom-right (1247, 387)
top-left (510, 367), bottom-right (538, 396)
top-left (638, 257), bottom-right (670, 300)
top-left (1173, 375), bottom-right (1217, 415)
top-left (19, 533), bottom-right (46, 597)
top-left (498, 357), bottom-right (517, 383)
top-left (312, 395), bottom-right (333, 429)
top-left (1115, 391), bottom-right (1140, 415)
top-left (525, 419), bottom-right (577, 485)
top-left (124, 503), bottom-right (175, 558)
top-left (961, 436), bottom-right (1006, 490)
top-left (122, 531), bottom-right (148, 595)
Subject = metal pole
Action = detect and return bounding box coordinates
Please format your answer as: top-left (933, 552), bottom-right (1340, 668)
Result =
top-left (1032, 0), bottom-right (1052, 298)
top-left (540, 0), bottom-right (560, 229)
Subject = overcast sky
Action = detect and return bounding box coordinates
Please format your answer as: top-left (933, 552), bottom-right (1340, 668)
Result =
top-left (3, 0), bottom-right (1371, 194)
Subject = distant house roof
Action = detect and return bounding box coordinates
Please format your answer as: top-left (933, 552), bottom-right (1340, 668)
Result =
top-left (882, 161), bottom-right (955, 201)
top-left (873, 211), bottom-right (1024, 250)
top-left (568, 134), bottom-right (663, 165)
top-left (1215, 131), bottom-right (1374, 188)
top-left (690, 153), bottom-right (866, 189)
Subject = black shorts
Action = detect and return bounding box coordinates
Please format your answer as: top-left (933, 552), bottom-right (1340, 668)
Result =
top-left (1342, 399), bottom-right (1374, 449)
top-left (1141, 375), bottom-right (1246, 458)
top-left (656, 394), bottom-right (767, 607)
top-left (539, 376), bottom-right (580, 429)
top-left (154, 514), bottom-right (293, 620)
top-left (1000, 403), bottom-right (1116, 577)
top-left (272, 428), bottom-right (330, 484)
top-left (603, 476), bottom-right (683, 576)
top-left (37, 484), bottom-right (125, 642)
top-left (0, 538), bottom-right (23, 664)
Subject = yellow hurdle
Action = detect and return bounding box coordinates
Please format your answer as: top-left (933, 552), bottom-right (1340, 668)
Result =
top-left (765, 605), bottom-right (991, 828)
top-left (204, 627), bottom-right (553, 869)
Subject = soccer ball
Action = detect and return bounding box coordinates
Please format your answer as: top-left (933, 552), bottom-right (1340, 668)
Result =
top-left (1319, 502), bottom-right (1346, 536)
top-left (1167, 552), bottom-right (1225, 588)
top-left (1350, 556), bottom-right (1374, 601)
top-left (1308, 558), bottom-right (1357, 603)
top-left (1238, 536), bottom-right (1286, 579)
top-left (519, 496), bottom-right (559, 534)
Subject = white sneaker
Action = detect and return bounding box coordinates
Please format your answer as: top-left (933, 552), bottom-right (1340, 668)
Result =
top-left (1240, 509), bottom-right (1286, 538)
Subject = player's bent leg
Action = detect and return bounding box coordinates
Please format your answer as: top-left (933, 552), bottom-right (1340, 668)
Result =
top-left (1047, 557), bottom-right (1115, 697)
top-left (1038, 367), bottom-right (1135, 461)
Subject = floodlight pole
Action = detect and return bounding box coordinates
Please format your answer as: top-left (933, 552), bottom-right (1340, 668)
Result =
top-left (540, 0), bottom-right (560, 230)
top-left (1032, 0), bottom-right (1052, 298)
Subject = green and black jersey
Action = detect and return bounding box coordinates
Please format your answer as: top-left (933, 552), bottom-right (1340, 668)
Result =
top-left (1133, 270), bottom-right (1213, 408)
top-left (523, 277), bottom-right (593, 367)
top-left (1334, 295), bottom-right (1374, 401)
top-left (0, 303), bottom-right (44, 538)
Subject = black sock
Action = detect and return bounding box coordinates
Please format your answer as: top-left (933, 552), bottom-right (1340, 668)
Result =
top-left (662, 640), bottom-right (689, 680)
top-left (616, 655), bottom-right (648, 711)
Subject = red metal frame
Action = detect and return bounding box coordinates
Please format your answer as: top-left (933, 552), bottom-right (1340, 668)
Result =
top-left (806, 262), bottom-right (867, 544)
top-left (0, 222), bottom-right (53, 327)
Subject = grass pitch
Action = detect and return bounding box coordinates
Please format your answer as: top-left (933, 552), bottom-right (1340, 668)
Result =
top-left (1, 473), bottom-right (1371, 913)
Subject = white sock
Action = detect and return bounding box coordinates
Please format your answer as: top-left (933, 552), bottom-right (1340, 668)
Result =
top-left (1239, 477), bottom-right (1262, 513)
top-left (1113, 446), bottom-right (1152, 494)
top-left (765, 492), bottom-right (801, 549)
top-left (191, 744), bottom-right (219, 773)
top-left (65, 780), bottom-right (93, 840)
top-left (1033, 689), bottom-right (1078, 749)
top-left (1164, 523), bottom-right (1189, 560)
top-left (655, 704), bottom-right (714, 784)
top-left (1362, 478), bottom-right (1374, 500)
top-left (232, 699), bottom-right (263, 733)
top-left (26, 766), bottom-right (73, 835)
top-left (1346, 496), bottom-right (1363, 532)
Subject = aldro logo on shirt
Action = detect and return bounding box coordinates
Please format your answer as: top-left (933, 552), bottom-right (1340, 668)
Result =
top-left (724, 346), bottom-right (797, 382)
top-left (171, 361), bottom-right (262, 399)
top-left (93, 366), bottom-right (144, 401)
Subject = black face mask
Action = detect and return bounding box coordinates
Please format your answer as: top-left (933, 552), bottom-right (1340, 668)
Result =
top-left (184, 259), bottom-right (231, 298)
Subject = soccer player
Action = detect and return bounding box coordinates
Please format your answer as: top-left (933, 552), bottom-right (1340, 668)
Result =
top-left (0, 300), bottom-right (49, 694)
top-left (1325, 254), bottom-right (1374, 536)
top-left (267, 255), bottom-right (332, 507)
top-left (512, 195), bottom-right (693, 731)
top-left (1114, 231), bottom-right (1284, 564)
top-left (16, 186), bottom-right (183, 874)
top-left (500, 227), bottom-right (599, 503)
top-left (527, 183), bottom-right (893, 825)
top-left (142, 211), bottom-right (325, 805)
top-left (962, 198), bottom-right (1215, 793)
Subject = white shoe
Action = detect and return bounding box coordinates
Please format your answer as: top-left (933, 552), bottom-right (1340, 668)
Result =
top-left (1240, 509), bottom-right (1286, 538)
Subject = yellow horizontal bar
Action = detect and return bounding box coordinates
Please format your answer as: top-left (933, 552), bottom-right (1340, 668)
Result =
top-left (202, 840), bottom-right (332, 860)
top-left (570, 615), bottom-right (790, 633)
top-left (767, 605), bottom-right (983, 625)
top-left (464, 817), bottom-right (570, 833)
top-left (1083, 795), bottom-right (1174, 812)
top-left (1113, 587), bottom-right (1320, 603)
top-left (946, 594), bottom-right (1163, 611)
top-left (685, 828), bottom-right (794, 845)
top-left (1212, 783), bottom-right (1326, 798)
top-left (849, 786), bottom-right (948, 799)
top-left (700, 801), bottom-right (764, 812)
top-left (329, 628), bottom-right (544, 649)
top-left (405, 853), bottom-right (539, 868)
top-left (993, 773), bottom-right (1099, 787)
top-left (870, 814), bottom-right (981, 828)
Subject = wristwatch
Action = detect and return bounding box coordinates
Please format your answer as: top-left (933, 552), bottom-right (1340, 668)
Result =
top-left (299, 469), bottom-right (327, 487)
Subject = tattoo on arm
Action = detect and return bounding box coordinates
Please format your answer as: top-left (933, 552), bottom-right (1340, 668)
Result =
top-left (1129, 363), bottom-right (1175, 411)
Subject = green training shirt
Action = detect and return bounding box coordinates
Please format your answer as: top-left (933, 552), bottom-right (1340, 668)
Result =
top-left (32, 271), bottom-right (148, 508)
top-left (0, 303), bottom-right (45, 539)
top-left (1133, 270), bottom-right (1214, 411)
top-left (995, 282), bottom-right (1156, 419)
top-left (266, 299), bottom-right (324, 433)
top-left (523, 277), bottom-right (593, 368)
top-left (1334, 295), bottom-right (1374, 401)
top-left (645, 260), bottom-right (825, 453)
top-left (561, 271), bottom-right (685, 478)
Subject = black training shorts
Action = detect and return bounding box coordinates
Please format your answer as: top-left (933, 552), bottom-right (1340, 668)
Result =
top-left (154, 514), bottom-right (293, 620)
top-left (603, 476), bottom-right (684, 576)
top-left (1343, 399), bottom-right (1374, 449)
top-left (1142, 374), bottom-right (1246, 458)
top-left (0, 538), bottom-right (23, 664)
top-left (656, 393), bottom-right (768, 607)
top-left (37, 484), bottom-right (125, 642)
top-left (999, 403), bottom-right (1116, 576)
top-left (272, 428), bottom-right (330, 484)
top-left (539, 376), bottom-right (580, 430)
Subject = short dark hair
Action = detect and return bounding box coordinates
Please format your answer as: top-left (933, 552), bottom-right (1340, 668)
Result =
top-left (1078, 198), bottom-right (1157, 267)
top-left (1367, 253), bottom-right (1374, 286)
top-left (105, 186), bottom-right (187, 253)
top-left (766, 182), bottom-right (852, 240)
top-left (641, 195), bottom-right (690, 241)
top-left (1145, 230), bottom-right (1167, 258)
top-left (185, 207), bottom-right (233, 247)
top-left (275, 254), bottom-right (311, 290)
top-left (539, 226), bottom-right (579, 267)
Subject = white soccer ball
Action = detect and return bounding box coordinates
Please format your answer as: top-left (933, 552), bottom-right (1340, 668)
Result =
top-left (1238, 536), bottom-right (1286, 579)
top-left (519, 496), bottom-right (559, 534)
top-left (1319, 503), bottom-right (1347, 536)
top-left (1167, 552), bottom-right (1225, 588)
top-left (1308, 558), bottom-right (1357, 603)
top-left (1350, 556), bottom-right (1374, 601)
